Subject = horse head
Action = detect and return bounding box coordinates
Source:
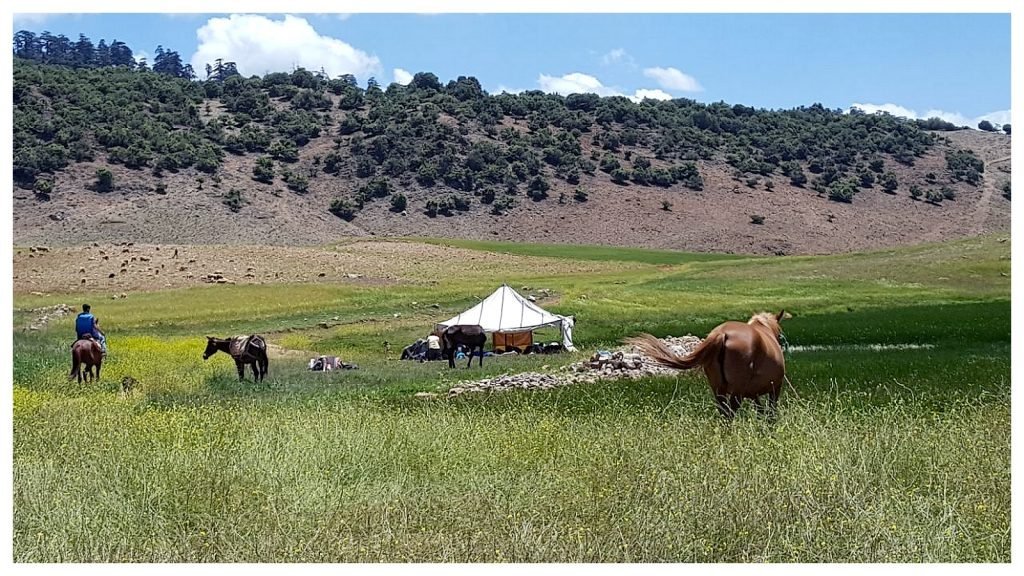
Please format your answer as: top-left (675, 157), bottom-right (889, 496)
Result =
top-left (749, 310), bottom-right (791, 338)
top-left (202, 336), bottom-right (218, 360)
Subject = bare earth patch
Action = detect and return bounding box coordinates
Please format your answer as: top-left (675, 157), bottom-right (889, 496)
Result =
top-left (12, 240), bottom-right (639, 296)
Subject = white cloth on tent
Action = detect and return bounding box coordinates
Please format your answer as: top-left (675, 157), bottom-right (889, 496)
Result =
top-left (436, 284), bottom-right (576, 351)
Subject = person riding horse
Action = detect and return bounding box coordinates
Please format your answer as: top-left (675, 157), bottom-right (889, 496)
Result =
top-left (75, 303), bottom-right (107, 356)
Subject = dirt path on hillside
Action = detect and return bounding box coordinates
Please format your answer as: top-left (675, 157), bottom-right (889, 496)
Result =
top-left (972, 156), bottom-right (1011, 234)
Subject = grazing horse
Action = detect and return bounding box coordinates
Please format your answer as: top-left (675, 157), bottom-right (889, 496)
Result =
top-left (440, 325), bottom-right (487, 368)
top-left (627, 310), bottom-right (791, 419)
top-left (203, 335), bottom-right (269, 382)
top-left (70, 338), bottom-right (103, 383)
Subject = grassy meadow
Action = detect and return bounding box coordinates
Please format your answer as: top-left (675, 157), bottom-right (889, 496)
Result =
top-left (12, 235), bottom-right (1010, 562)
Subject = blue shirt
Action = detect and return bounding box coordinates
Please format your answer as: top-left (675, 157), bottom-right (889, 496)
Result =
top-left (76, 313), bottom-right (96, 336)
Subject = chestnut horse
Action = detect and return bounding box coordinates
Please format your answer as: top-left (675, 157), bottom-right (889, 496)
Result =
top-left (203, 335), bottom-right (269, 382)
top-left (70, 338), bottom-right (103, 384)
top-left (627, 310), bottom-right (791, 419)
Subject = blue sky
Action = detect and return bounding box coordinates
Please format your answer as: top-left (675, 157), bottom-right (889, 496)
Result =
top-left (11, 12), bottom-right (1012, 126)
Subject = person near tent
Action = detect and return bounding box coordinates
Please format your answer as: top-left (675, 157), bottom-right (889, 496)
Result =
top-left (426, 332), bottom-right (442, 361)
top-left (434, 284), bottom-right (577, 354)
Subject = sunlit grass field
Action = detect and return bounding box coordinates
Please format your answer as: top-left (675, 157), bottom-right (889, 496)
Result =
top-left (12, 235), bottom-right (1010, 562)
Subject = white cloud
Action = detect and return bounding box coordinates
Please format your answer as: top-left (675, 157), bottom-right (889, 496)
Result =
top-left (537, 72), bottom-right (672, 103)
top-left (189, 14), bottom-right (380, 80)
top-left (134, 51), bottom-right (152, 66)
top-left (849, 102), bottom-right (1011, 129)
top-left (642, 66), bottom-right (703, 92)
top-left (13, 13), bottom-right (55, 26)
top-left (494, 85), bottom-right (525, 95)
top-left (393, 68), bottom-right (413, 85)
top-left (601, 48), bottom-right (635, 67)
top-left (632, 88), bottom-right (673, 102)
top-left (336, 14), bottom-right (353, 21)
top-left (539, 72), bottom-right (620, 97)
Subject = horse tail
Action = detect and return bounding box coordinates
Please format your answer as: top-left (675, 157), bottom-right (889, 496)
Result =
top-left (626, 332), bottom-right (724, 371)
top-left (251, 335), bottom-right (268, 376)
top-left (716, 333), bottom-right (729, 391)
top-left (69, 347), bottom-right (80, 380)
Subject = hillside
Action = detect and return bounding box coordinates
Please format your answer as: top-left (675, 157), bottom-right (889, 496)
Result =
top-left (12, 58), bottom-right (1011, 254)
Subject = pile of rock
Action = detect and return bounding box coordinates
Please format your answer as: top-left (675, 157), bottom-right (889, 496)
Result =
top-left (447, 372), bottom-right (564, 397)
top-left (564, 335), bottom-right (703, 379)
top-left (442, 335), bottom-right (703, 398)
top-left (26, 303), bottom-right (72, 331)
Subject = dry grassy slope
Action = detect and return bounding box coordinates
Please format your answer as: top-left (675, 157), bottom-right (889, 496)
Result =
top-left (11, 93), bottom-right (1011, 255)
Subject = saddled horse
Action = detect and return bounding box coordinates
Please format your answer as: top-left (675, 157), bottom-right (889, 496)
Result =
top-left (203, 335), bottom-right (269, 382)
top-left (627, 310), bottom-right (791, 419)
top-left (70, 337), bottom-right (103, 384)
top-left (440, 325), bottom-right (487, 368)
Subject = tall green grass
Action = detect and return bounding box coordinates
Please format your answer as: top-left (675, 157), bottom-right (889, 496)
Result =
top-left (12, 236), bottom-right (1010, 562)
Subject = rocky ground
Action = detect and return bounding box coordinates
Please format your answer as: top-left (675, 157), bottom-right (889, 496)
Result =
top-left (419, 335), bottom-right (703, 399)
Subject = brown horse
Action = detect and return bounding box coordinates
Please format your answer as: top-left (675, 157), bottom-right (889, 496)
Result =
top-left (440, 325), bottom-right (486, 368)
top-left (203, 335), bottom-right (269, 382)
top-left (627, 310), bottom-right (791, 419)
top-left (70, 338), bottom-right (103, 384)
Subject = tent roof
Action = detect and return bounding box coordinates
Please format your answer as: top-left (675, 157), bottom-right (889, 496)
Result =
top-left (436, 284), bottom-right (569, 333)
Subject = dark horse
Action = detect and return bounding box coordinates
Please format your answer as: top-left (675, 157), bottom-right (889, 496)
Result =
top-left (440, 325), bottom-right (486, 368)
top-left (70, 338), bottom-right (103, 383)
top-left (203, 335), bottom-right (269, 382)
top-left (627, 310), bottom-right (791, 419)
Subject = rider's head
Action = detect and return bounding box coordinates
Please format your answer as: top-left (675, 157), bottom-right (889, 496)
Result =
top-left (82, 304), bottom-right (91, 313)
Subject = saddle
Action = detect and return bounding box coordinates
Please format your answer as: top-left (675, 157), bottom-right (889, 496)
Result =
top-left (72, 335), bottom-right (101, 351)
top-left (229, 335), bottom-right (264, 358)
top-left (229, 335), bottom-right (253, 357)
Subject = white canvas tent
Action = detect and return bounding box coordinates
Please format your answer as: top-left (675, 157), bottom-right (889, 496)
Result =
top-left (435, 284), bottom-right (576, 352)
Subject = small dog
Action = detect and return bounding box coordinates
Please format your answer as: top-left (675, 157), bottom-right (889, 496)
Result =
top-left (121, 375), bottom-right (138, 396)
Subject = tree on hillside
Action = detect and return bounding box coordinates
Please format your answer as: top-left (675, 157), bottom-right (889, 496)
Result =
top-left (73, 34), bottom-right (95, 67)
top-left (978, 120), bottom-right (998, 132)
top-left (1002, 124), bottom-right (1011, 135)
top-left (95, 39), bottom-right (110, 67)
top-left (107, 40), bottom-right (134, 68)
top-left (13, 30), bottom-right (42, 60)
top-left (409, 72), bottom-right (442, 92)
top-left (879, 171), bottom-right (898, 194)
top-left (205, 59), bottom-right (240, 82)
top-left (153, 45), bottom-right (194, 79)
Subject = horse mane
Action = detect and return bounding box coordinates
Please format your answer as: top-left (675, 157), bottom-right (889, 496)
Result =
top-left (748, 312), bottom-right (782, 337)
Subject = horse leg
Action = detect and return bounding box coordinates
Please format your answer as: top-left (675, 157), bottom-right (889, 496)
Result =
top-left (767, 390), bottom-right (780, 422)
top-left (714, 394), bottom-right (735, 419)
top-left (94, 361), bottom-right (101, 382)
top-left (236, 359), bottom-right (245, 381)
top-left (466, 347), bottom-right (473, 368)
top-left (253, 361), bottom-right (262, 382)
top-left (478, 345), bottom-right (484, 368)
top-left (729, 395), bottom-right (743, 417)
top-left (753, 395), bottom-right (768, 418)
